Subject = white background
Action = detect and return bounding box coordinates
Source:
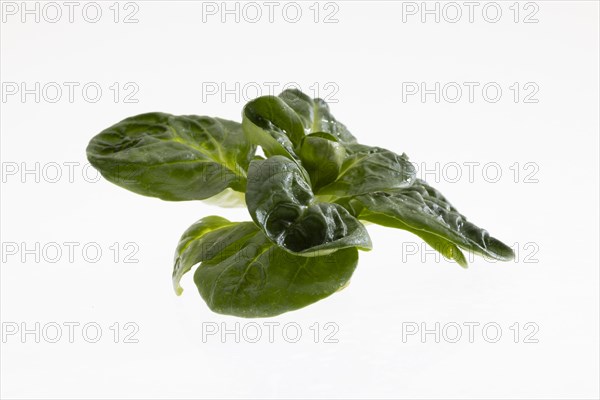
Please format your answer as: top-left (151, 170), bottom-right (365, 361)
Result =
top-left (1, 1), bottom-right (599, 399)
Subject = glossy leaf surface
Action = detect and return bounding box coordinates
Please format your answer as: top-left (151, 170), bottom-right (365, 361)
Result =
top-left (338, 179), bottom-right (514, 264)
top-left (173, 217), bottom-right (359, 317)
top-left (87, 112), bottom-right (255, 201)
top-left (318, 144), bottom-right (416, 197)
top-left (298, 132), bottom-right (346, 190)
top-left (242, 89), bottom-right (357, 161)
top-left (246, 156), bottom-right (372, 255)
top-left (172, 216), bottom-right (253, 295)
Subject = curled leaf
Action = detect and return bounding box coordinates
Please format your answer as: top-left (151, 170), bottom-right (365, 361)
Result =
top-left (173, 217), bottom-right (359, 317)
top-left (242, 89), bottom-right (357, 162)
top-left (246, 156), bottom-right (372, 255)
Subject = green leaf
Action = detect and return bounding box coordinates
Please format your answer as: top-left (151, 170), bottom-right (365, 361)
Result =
top-left (172, 216), bottom-right (255, 295)
top-left (242, 89), bottom-right (357, 161)
top-left (415, 231), bottom-right (468, 268)
top-left (201, 188), bottom-right (246, 208)
top-left (246, 156), bottom-right (372, 255)
top-left (242, 94), bottom-right (303, 160)
top-left (86, 112), bottom-right (255, 201)
top-left (318, 144), bottom-right (416, 197)
top-left (298, 132), bottom-right (346, 190)
top-left (337, 179), bottom-right (514, 264)
top-left (391, 221), bottom-right (468, 268)
top-left (173, 217), bottom-right (359, 318)
top-left (278, 89), bottom-right (358, 144)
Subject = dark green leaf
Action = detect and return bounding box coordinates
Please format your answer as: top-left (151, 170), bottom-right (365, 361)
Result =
top-left (86, 112), bottom-right (255, 201)
top-left (173, 217), bottom-right (359, 318)
top-left (318, 145), bottom-right (416, 197)
top-left (246, 156), bottom-right (372, 255)
top-left (298, 132), bottom-right (346, 190)
top-left (173, 216), bottom-right (256, 295)
top-left (278, 89), bottom-right (358, 144)
top-left (242, 89), bottom-right (357, 161)
top-left (338, 179), bottom-right (514, 264)
top-left (242, 94), bottom-right (303, 160)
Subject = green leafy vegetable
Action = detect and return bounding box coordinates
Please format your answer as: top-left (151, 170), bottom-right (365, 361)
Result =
top-left (87, 89), bottom-right (515, 318)
top-left (86, 112), bottom-right (255, 201)
top-left (245, 156), bottom-right (372, 255)
top-left (298, 132), bottom-right (346, 190)
top-left (318, 144), bottom-right (416, 197)
top-left (174, 217), bottom-right (358, 317)
top-left (336, 179), bottom-right (514, 262)
top-left (242, 89), bottom-right (357, 162)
